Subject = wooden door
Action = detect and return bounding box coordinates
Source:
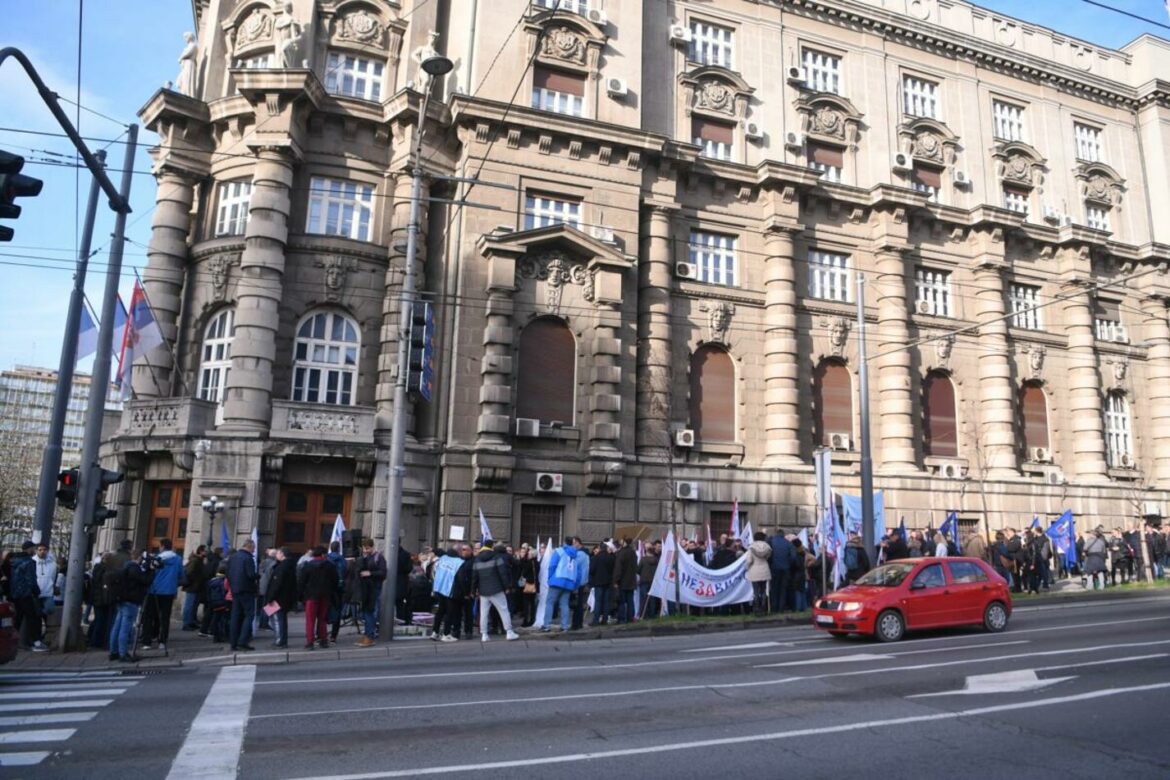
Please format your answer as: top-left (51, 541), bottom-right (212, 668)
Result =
top-left (148, 482), bottom-right (190, 555)
top-left (277, 486), bottom-right (352, 555)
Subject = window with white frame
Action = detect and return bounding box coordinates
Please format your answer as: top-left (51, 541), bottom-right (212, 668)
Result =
top-left (1105, 391), bottom-right (1133, 468)
top-left (198, 309), bottom-right (234, 404)
top-left (911, 165), bottom-right (941, 203)
top-left (1009, 283), bottom-right (1042, 330)
top-left (915, 267), bottom-right (952, 317)
top-left (692, 118), bottom-right (735, 161)
top-left (324, 51), bottom-right (384, 101)
top-left (807, 142), bottom-right (843, 183)
top-left (902, 75), bottom-right (939, 119)
top-left (1094, 299), bottom-right (1127, 343)
top-left (802, 48), bottom-right (841, 94)
top-left (531, 65), bottom-right (585, 117)
top-left (214, 180), bottom-right (252, 237)
top-left (307, 177), bottom-right (374, 242)
top-left (292, 311), bottom-right (359, 406)
top-left (688, 230), bottom-right (737, 287)
top-left (533, 0), bottom-right (588, 14)
top-left (1086, 203), bottom-right (1111, 232)
top-left (524, 194), bottom-right (581, 230)
top-left (992, 100), bottom-right (1025, 142)
top-left (1003, 186), bottom-right (1030, 216)
top-left (808, 250), bottom-right (851, 303)
top-left (1075, 122), bottom-right (1103, 163)
top-left (233, 52), bottom-right (274, 69)
top-left (689, 20), bottom-right (734, 68)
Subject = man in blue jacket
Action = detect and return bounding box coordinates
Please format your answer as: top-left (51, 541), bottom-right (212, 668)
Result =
top-left (768, 529), bottom-right (795, 614)
top-left (540, 537), bottom-right (582, 632)
top-left (141, 538), bottom-right (183, 651)
top-left (227, 540), bottom-right (258, 651)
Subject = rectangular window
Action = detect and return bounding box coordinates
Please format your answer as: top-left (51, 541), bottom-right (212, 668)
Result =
top-left (1075, 122), bottom-right (1103, 163)
top-left (520, 504), bottom-right (563, 546)
top-left (532, 66), bottom-right (585, 117)
top-left (992, 100), bottom-right (1025, 142)
top-left (533, 0), bottom-right (588, 14)
top-left (233, 53), bottom-right (274, 69)
top-left (1086, 204), bottom-right (1111, 232)
top-left (915, 267), bottom-right (952, 318)
top-left (1009, 283), bottom-right (1042, 330)
top-left (693, 118), bottom-right (735, 161)
top-left (689, 20), bottom-right (734, 68)
top-left (688, 230), bottom-right (737, 287)
top-left (306, 177), bottom-right (375, 242)
top-left (524, 194), bottom-right (581, 230)
top-left (324, 51), bottom-right (384, 101)
top-left (1105, 393), bottom-right (1133, 467)
top-left (911, 165), bottom-right (941, 203)
top-left (1094, 299), bottom-right (1127, 343)
top-left (802, 48), bottom-right (841, 94)
top-left (1003, 186), bottom-right (1030, 216)
top-left (807, 143), bottom-right (844, 183)
top-left (214, 180), bottom-right (252, 237)
top-left (808, 250), bottom-right (851, 303)
top-left (902, 76), bottom-right (939, 119)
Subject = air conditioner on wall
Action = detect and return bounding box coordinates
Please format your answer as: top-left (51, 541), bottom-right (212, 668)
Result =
top-left (675, 429), bottom-right (696, 448)
top-left (892, 152), bottom-right (911, 172)
top-left (939, 463), bottom-right (962, 479)
top-left (674, 261), bottom-right (697, 279)
top-left (1042, 205), bottom-right (1062, 224)
top-left (515, 418), bottom-right (541, 438)
top-left (953, 170), bottom-right (970, 186)
top-left (828, 431), bottom-right (851, 451)
top-left (1045, 470), bottom-right (1066, 486)
top-left (535, 472), bottom-right (564, 493)
top-left (586, 8), bottom-right (607, 26)
top-left (784, 131), bottom-right (804, 149)
top-left (1119, 453), bottom-right (1135, 469)
top-left (588, 225), bottom-right (616, 244)
top-left (744, 121), bottom-right (764, 140)
top-left (669, 24), bottom-right (692, 44)
top-left (915, 300), bottom-right (934, 316)
top-left (1030, 446), bottom-right (1052, 463)
top-left (1143, 501), bottom-right (1163, 518)
top-left (786, 65), bottom-right (806, 85)
top-left (676, 481), bottom-right (700, 500)
top-left (606, 77), bottom-right (628, 97)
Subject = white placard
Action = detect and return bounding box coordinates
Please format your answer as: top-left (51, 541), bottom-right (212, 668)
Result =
top-left (449, 524), bottom-right (465, 541)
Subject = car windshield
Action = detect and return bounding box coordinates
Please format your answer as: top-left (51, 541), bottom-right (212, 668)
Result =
top-left (854, 562), bottom-right (916, 587)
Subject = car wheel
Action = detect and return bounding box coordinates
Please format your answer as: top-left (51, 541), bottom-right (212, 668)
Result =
top-left (983, 601), bottom-right (1008, 633)
top-left (875, 610), bottom-right (904, 643)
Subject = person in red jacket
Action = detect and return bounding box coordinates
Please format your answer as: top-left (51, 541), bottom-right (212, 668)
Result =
top-left (297, 546), bottom-right (339, 650)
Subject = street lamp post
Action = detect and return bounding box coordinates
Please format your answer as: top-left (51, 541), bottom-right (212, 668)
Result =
top-left (379, 49), bottom-right (453, 641)
top-left (202, 495), bottom-right (225, 549)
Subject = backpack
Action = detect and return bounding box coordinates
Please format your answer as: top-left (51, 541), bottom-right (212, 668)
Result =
top-left (844, 546), bottom-right (860, 571)
top-left (101, 566), bottom-right (125, 604)
top-left (8, 556), bottom-right (37, 600)
top-left (553, 550), bottom-right (577, 582)
top-left (208, 577), bottom-right (228, 609)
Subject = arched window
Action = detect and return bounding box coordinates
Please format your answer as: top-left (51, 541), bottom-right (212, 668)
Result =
top-left (292, 311), bottom-right (359, 405)
top-left (689, 346), bottom-right (735, 443)
top-left (1019, 382), bottom-right (1050, 456)
top-left (814, 359), bottom-right (852, 447)
top-left (923, 371), bottom-right (957, 457)
top-left (1105, 391), bottom-right (1133, 467)
top-left (198, 309), bottom-right (234, 404)
top-left (515, 318), bottom-right (575, 424)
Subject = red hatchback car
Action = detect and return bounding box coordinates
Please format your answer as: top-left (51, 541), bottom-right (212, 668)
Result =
top-left (812, 557), bottom-right (1012, 642)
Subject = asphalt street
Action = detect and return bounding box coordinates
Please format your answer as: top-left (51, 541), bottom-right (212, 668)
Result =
top-left (4, 595), bottom-right (1170, 779)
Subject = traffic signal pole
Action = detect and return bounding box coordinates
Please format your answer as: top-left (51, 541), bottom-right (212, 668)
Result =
top-left (59, 125), bottom-right (138, 652)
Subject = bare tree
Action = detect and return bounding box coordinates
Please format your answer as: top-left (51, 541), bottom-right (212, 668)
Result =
top-left (0, 403), bottom-right (72, 559)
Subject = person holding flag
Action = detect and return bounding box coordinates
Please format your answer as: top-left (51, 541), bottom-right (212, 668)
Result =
top-left (939, 511), bottom-right (960, 556)
top-left (478, 508), bottom-right (493, 545)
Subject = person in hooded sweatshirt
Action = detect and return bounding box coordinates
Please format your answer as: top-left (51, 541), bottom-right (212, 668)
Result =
top-left (141, 538), bottom-right (183, 651)
top-left (588, 541), bottom-right (616, 626)
top-left (744, 532), bottom-right (772, 616)
top-left (472, 543), bottom-right (519, 642)
top-left (541, 537), bottom-right (582, 632)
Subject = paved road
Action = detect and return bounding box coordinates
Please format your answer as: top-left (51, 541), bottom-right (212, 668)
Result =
top-left (6, 596), bottom-right (1170, 778)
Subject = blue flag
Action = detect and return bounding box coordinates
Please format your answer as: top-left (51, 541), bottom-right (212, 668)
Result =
top-left (220, 517), bottom-right (230, 553)
top-left (1045, 510), bottom-right (1077, 568)
top-left (898, 517), bottom-right (907, 541)
top-left (76, 305), bottom-right (99, 361)
top-left (1030, 516), bottom-right (1041, 530)
top-left (940, 511), bottom-right (960, 554)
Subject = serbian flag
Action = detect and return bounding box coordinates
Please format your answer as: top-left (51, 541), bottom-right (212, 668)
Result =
top-left (705, 521), bottom-right (716, 565)
top-left (478, 508), bottom-right (493, 544)
top-left (116, 279), bottom-right (164, 399)
top-left (730, 499), bottom-right (741, 541)
top-left (330, 514), bottom-right (346, 551)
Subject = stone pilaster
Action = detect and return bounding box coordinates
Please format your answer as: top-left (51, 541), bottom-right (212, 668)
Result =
top-left (220, 148), bottom-right (294, 432)
top-left (589, 307), bottom-right (622, 451)
top-left (762, 222), bottom-right (802, 465)
top-left (1141, 295), bottom-right (1170, 488)
top-left (475, 243), bottom-right (519, 447)
top-left (635, 206), bottom-right (673, 458)
top-left (873, 245), bottom-right (918, 473)
top-left (971, 263), bottom-right (1019, 478)
top-left (1062, 280), bottom-right (1110, 483)
top-left (133, 171), bottom-right (196, 398)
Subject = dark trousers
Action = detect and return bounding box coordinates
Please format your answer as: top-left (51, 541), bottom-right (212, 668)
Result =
top-left (200, 597), bottom-right (214, 634)
top-left (769, 570), bottom-right (790, 613)
top-left (273, 608), bottom-right (289, 646)
top-left (87, 604), bottom-right (111, 648)
top-left (141, 594), bottom-right (175, 645)
top-left (589, 585), bottom-right (611, 625)
top-left (210, 609), bottom-right (228, 642)
top-left (14, 596), bottom-right (40, 648)
top-left (257, 594), bottom-right (271, 629)
top-left (571, 588), bottom-right (587, 630)
top-left (229, 596), bottom-right (256, 649)
top-left (638, 583), bottom-right (657, 619)
top-left (752, 581), bottom-right (769, 615)
top-left (521, 590), bottom-right (537, 626)
top-left (615, 588), bottom-right (635, 623)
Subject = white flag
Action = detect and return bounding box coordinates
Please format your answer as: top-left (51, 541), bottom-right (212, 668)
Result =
top-left (330, 514), bottom-right (346, 551)
top-left (739, 520), bottom-right (754, 550)
top-left (478, 508), bottom-right (493, 543)
top-left (536, 536), bottom-right (553, 626)
top-left (250, 526), bottom-right (259, 566)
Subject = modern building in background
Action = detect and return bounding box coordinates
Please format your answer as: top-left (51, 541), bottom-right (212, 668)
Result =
top-left (101, 0), bottom-right (1170, 557)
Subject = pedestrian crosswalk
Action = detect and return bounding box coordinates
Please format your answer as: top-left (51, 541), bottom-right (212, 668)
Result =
top-left (0, 671), bottom-right (140, 768)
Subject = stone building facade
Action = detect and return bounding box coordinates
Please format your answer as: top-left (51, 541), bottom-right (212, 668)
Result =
top-left (101, 0), bottom-right (1170, 555)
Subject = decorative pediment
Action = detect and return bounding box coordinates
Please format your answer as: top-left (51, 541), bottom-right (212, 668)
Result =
top-left (992, 141), bottom-right (1047, 189)
top-left (225, 3), bottom-right (276, 56)
top-left (1075, 162), bottom-right (1125, 206)
top-left (525, 14), bottom-right (606, 75)
top-left (680, 66), bottom-right (754, 121)
top-left (795, 94), bottom-right (863, 148)
top-left (897, 117), bottom-right (958, 167)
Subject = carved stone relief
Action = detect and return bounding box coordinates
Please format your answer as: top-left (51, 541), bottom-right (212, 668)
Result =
top-left (236, 7), bottom-right (274, 49)
top-left (824, 316), bottom-right (850, 357)
top-left (809, 106), bottom-right (845, 140)
top-left (1108, 358), bottom-right (1128, 388)
top-left (288, 408), bottom-right (359, 435)
top-left (699, 300), bottom-right (735, 345)
top-left (913, 131), bottom-right (944, 163)
top-left (1000, 153), bottom-right (1034, 184)
top-left (542, 26), bottom-right (585, 65)
top-left (518, 252), bottom-right (596, 313)
top-left (695, 80), bottom-right (736, 116)
top-left (1019, 343), bottom-right (1046, 378)
top-left (314, 256), bottom-right (358, 302)
top-left (934, 334), bottom-right (954, 367)
top-left (336, 9), bottom-right (384, 45)
top-left (207, 253), bottom-right (240, 302)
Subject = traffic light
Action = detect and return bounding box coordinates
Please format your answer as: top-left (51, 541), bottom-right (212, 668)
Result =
top-left (89, 468), bottom-right (124, 528)
top-left (0, 150), bottom-right (44, 242)
top-left (407, 301), bottom-right (436, 402)
top-left (55, 468), bottom-right (80, 510)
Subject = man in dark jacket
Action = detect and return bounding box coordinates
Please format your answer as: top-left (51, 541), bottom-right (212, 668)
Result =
top-left (256, 548), bottom-right (278, 632)
top-left (226, 540), bottom-right (258, 651)
top-left (4, 542), bottom-right (43, 651)
top-left (883, 529), bottom-right (911, 561)
top-left (452, 545), bottom-right (475, 638)
top-left (327, 541), bottom-right (347, 641)
top-left (767, 529), bottom-right (794, 613)
top-left (197, 547), bottom-right (223, 637)
top-left (356, 539), bottom-right (387, 647)
top-left (297, 546), bottom-right (339, 650)
top-left (181, 546), bottom-right (208, 631)
top-left (472, 543), bottom-right (518, 641)
top-left (108, 552), bottom-right (151, 663)
top-left (264, 548), bottom-right (298, 648)
top-left (1004, 528), bottom-right (1024, 593)
top-left (588, 542), bottom-right (616, 625)
top-left (612, 538), bottom-right (638, 623)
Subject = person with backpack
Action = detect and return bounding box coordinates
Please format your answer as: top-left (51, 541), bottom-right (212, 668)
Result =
top-left (197, 547), bottom-right (222, 637)
top-left (206, 563), bottom-right (231, 642)
top-left (540, 537), bottom-right (582, 633)
top-left (5, 542), bottom-right (45, 652)
top-left (844, 533), bottom-right (871, 584)
top-left (326, 541), bottom-right (347, 642)
top-left (141, 538), bottom-right (182, 651)
top-left (87, 552), bottom-right (114, 649)
top-left (107, 551), bottom-right (151, 663)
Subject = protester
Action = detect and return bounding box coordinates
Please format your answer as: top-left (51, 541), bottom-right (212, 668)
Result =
top-left (327, 541), bottom-right (347, 642)
top-left (541, 537), bottom-right (581, 632)
top-left (472, 543), bottom-right (519, 641)
top-left (141, 538), bottom-right (182, 651)
top-left (206, 563), bottom-right (230, 642)
top-left (265, 547), bottom-right (298, 648)
top-left (1083, 527), bottom-right (1108, 590)
top-left (767, 528), bottom-right (794, 613)
top-left (637, 542), bottom-right (660, 619)
top-left (744, 532), bottom-right (772, 616)
top-left (107, 550), bottom-right (150, 663)
top-left (181, 545), bottom-right (208, 631)
top-left (87, 552), bottom-right (114, 649)
top-left (963, 528), bottom-right (987, 564)
top-left (844, 533), bottom-right (871, 583)
top-left (298, 545), bottom-right (339, 650)
top-left (588, 541), bottom-right (615, 626)
top-left (33, 543), bottom-right (57, 643)
top-left (516, 544), bottom-right (539, 627)
top-left (5, 542), bottom-right (44, 651)
top-left (356, 538), bottom-right (386, 647)
top-left (613, 538), bottom-right (638, 624)
top-left (226, 540), bottom-right (258, 651)
top-left (257, 548), bottom-right (278, 632)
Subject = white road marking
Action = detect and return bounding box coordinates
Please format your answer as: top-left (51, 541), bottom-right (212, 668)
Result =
top-left (680, 641), bottom-right (789, 653)
top-left (908, 670), bottom-right (1076, 698)
top-left (0, 671), bottom-right (136, 681)
top-left (0, 681), bottom-right (136, 693)
top-left (0, 700), bottom-right (114, 712)
top-left (0, 751), bottom-right (51, 766)
top-left (166, 664), bottom-right (256, 780)
top-left (1013, 594), bottom-right (1170, 612)
top-left (0, 729), bottom-right (76, 744)
top-left (765, 653), bottom-right (893, 667)
top-left (1035, 653), bottom-right (1168, 671)
top-left (0, 688), bottom-right (129, 701)
top-left (292, 681), bottom-right (1170, 779)
top-left (0, 712), bottom-right (98, 727)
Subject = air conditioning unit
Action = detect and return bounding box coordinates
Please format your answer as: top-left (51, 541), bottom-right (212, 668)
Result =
top-left (675, 429), bottom-right (696, 448)
top-left (606, 77), bottom-right (628, 97)
top-left (892, 152), bottom-right (911, 172)
top-left (535, 472), bottom-right (563, 493)
top-left (786, 65), bottom-right (805, 85)
top-left (915, 300), bottom-right (934, 316)
top-left (1143, 501), bottom-right (1163, 518)
top-left (744, 120), bottom-right (764, 140)
top-left (586, 7), bottom-right (607, 26)
top-left (669, 24), bottom-right (692, 44)
top-left (1119, 453), bottom-right (1135, 469)
top-left (1030, 446), bottom-right (1052, 463)
top-left (784, 131), bottom-right (804, 150)
top-left (828, 431), bottom-right (851, 451)
top-left (953, 170), bottom-right (970, 186)
top-left (676, 480), bottom-right (700, 500)
top-left (674, 261), bottom-right (697, 279)
top-left (515, 417), bottom-right (541, 438)
top-left (588, 225), bottom-right (616, 244)
top-left (1046, 470), bottom-right (1066, 486)
top-left (1112, 325), bottom-right (1129, 344)
top-left (939, 463), bottom-right (962, 479)
top-left (1042, 205), bottom-right (1062, 224)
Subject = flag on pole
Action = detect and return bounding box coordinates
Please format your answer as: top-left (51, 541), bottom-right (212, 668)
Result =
top-left (220, 517), bottom-right (230, 553)
top-left (739, 520), bottom-right (754, 549)
top-left (1045, 510), bottom-right (1077, 569)
top-left (898, 516), bottom-right (907, 541)
top-left (704, 521), bottom-right (716, 565)
top-left (116, 279), bottom-right (165, 399)
top-left (251, 526), bottom-right (259, 565)
top-left (76, 304), bottom-right (99, 361)
top-left (110, 295), bottom-right (127, 355)
top-left (940, 511), bottom-right (961, 554)
top-left (536, 536), bottom-right (553, 625)
top-left (637, 539), bottom-right (645, 562)
top-left (798, 527), bottom-right (812, 557)
top-left (730, 498), bottom-right (741, 540)
top-left (1030, 516), bottom-right (1041, 530)
top-left (330, 514), bottom-right (346, 551)
top-left (478, 508), bottom-right (493, 544)
top-left (830, 502), bottom-right (847, 589)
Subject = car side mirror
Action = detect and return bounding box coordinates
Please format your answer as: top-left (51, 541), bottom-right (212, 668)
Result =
top-left (910, 581), bottom-right (927, 591)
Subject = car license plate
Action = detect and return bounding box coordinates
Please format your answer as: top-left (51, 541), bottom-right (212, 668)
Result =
top-left (815, 615), bottom-right (834, 625)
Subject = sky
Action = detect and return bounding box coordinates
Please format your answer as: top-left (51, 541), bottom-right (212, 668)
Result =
top-left (0, 0), bottom-right (1167, 375)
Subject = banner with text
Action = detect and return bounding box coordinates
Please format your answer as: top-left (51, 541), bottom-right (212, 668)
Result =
top-left (649, 531), bottom-right (753, 607)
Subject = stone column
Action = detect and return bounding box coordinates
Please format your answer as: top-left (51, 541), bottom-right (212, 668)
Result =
top-left (220, 148), bottom-right (294, 432)
top-left (971, 264), bottom-right (1018, 478)
top-left (476, 290), bottom-right (515, 447)
top-left (1142, 296), bottom-right (1170, 488)
top-left (873, 245), bottom-right (918, 473)
top-left (133, 171), bottom-right (196, 398)
top-left (762, 223), bottom-right (802, 465)
top-left (590, 306), bottom-right (622, 451)
top-left (1062, 280), bottom-right (1110, 483)
top-left (635, 206), bottom-right (673, 458)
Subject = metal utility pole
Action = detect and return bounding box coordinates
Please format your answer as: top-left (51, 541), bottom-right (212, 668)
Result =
top-left (59, 125), bottom-right (138, 652)
top-left (856, 275), bottom-right (876, 558)
top-left (32, 150), bottom-right (105, 545)
top-left (380, 52), bottom-right (453, 641)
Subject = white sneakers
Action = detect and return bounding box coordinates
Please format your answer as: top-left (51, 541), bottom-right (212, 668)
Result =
top-left (439, 634), bottom-right (458, 643)
top-left (31, 641), bottom-right (48, 653)
top-left (505, 630), bottom-right (519, 641)
top-left (481, 633), bottom-right (490, 642)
